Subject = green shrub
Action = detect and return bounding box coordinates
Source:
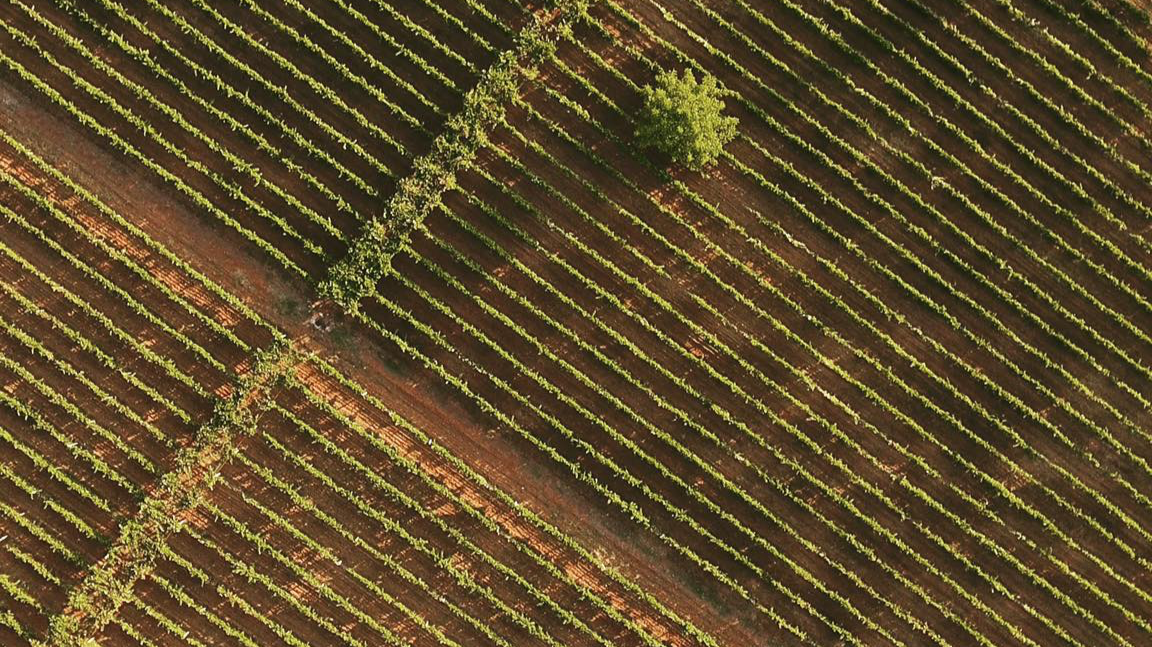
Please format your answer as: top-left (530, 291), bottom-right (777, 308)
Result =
top-left (635, 69), bottom-right (737, 170)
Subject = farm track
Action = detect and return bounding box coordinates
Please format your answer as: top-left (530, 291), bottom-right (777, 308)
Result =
top-left (0, 1), bottom-right (746, 640)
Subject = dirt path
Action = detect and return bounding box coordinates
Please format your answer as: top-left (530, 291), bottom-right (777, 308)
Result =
top-left (0, 74), bottom-right (757, 646)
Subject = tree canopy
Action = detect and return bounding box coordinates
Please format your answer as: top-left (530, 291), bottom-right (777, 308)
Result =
top-left (635, 69), bottom-right (738, 170)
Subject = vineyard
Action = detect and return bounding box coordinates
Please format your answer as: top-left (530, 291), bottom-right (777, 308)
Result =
top-left (0, 0), bottom-right (1149, 645)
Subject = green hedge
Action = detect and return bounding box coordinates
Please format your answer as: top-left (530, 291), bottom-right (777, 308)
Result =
top-left (319, 0), bottom-right (591, 310)
top-left (47, 344), bottom-right (299, 647)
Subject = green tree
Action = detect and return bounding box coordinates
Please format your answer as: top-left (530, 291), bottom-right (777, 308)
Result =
top-left (635, 69), bottom-right (737, 170)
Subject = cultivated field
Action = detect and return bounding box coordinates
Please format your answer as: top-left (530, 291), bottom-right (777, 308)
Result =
top-left (0, 0), bottom-right (1150, 646)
